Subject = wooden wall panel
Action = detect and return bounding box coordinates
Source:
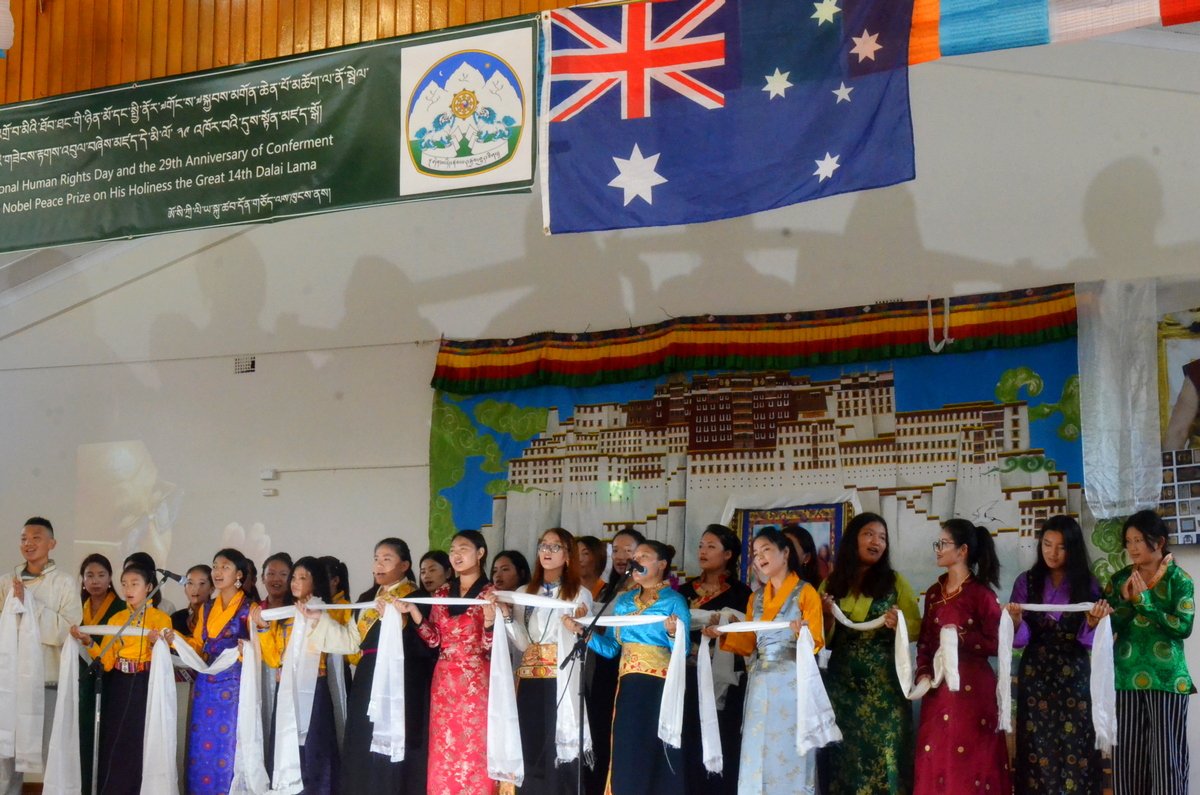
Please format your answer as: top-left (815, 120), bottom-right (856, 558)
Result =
top-left (0, 0), bottom-right (584, 105)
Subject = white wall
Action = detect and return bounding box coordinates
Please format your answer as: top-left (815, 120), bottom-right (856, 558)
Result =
top-left (0, 34), bottom-right (1199, 777)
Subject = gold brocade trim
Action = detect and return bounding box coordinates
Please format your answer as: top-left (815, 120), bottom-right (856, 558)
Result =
top-left (517, 643), bottom-right (559, 679)
top-left (619, 642), bottom-right (670, 679)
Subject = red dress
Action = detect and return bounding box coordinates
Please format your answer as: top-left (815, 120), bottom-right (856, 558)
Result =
top-left (417, 581), bottom-right (498, 795)
top-left (913, 575), bottom-right (1011, 795)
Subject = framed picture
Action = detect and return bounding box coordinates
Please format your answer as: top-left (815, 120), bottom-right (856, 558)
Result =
top-left (1158, 311), bottom-right (1200, 546)
top-left (731, 503), bottom-right (851, 583)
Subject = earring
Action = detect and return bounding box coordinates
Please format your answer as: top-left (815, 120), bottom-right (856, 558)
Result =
top-left (235, 578), bottom-right (243, 590)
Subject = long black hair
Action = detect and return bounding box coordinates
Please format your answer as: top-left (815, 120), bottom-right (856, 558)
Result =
top-left (493, 550), bottom-right (531, 587)
top-left (79, 553), bottom-right (116, 600)
top-left (754, 526), bottom-right (803, 578)
top-left (638, 539), bottom-right (676, 581)
top-left (824, 512), bottom-right (896, 600)
top-left (941, 519), bottom-right (1001, 589)
top-left (124, 552), bottom-right (165, 607)
top-left (699, 524), bottom-right (742, 581)
top-left (320, 556), bottom-right (351, 599)
top-left (292, 556), bottom-right (334, 604)
top-left (780, 524), bottom-right (822, 585)
top-left (1026, 515), bottom-right (1095, 604)
top-left (214, 548), bottom-right (259, 600)
top-left (357, 538), bottom-right (416, 602)
top-left (451, 530), bottom-right (489, 575)
top-left (1123, 509), bottom-right (1170, 555)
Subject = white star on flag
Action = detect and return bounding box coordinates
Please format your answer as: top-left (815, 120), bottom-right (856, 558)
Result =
top-left (609, 144), bottom-right (667, 206)
top-left (851, 30), bottom-right (882, 61)
top-left (832, 82), bottom-right (853, 103)
top-left (763, 69), bottom-right (794, 100)
top-left (814, 153), bottom-right (840, 182)
top-left (811, 0), bottom-right (840, 24)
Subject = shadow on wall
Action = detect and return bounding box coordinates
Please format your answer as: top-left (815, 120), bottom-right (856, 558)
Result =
top-left (405, 154), bottom-right (1200, 342)
top-left (141, 154), bottom-right (1200, 356)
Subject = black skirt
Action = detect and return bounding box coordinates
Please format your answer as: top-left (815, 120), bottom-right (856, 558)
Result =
top-left (516, 677), bottom-right (580, 795)
top-left (681, 664), bottom-right (743, 795)
top-left (609, 673), bottom-right (684, 795)
top-left (298, 674), bottom-right (341, 795)
top-left (585, 652), bottom-right (619, 795)
top-left (96, 669), bottom-right (150, 795)
top-left (340, 620), bottom-right (434, 795)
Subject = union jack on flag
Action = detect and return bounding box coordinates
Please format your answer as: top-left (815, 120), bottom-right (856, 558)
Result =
top-left (540, 0), bottom-right (916, 234)
top-left (548, 0), bottom-right (727, 121)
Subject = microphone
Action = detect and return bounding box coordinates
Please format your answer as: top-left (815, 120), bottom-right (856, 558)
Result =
top-left (629, 561), bottom-right (648, 576)
top-left (157, 568), bottom-right (185, 583)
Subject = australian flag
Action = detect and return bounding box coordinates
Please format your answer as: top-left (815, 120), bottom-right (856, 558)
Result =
top-left (540, 0), bottom-right (915, 233)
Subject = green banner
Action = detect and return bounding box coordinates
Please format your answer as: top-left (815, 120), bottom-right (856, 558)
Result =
top-left (0, 17), bottom-right (537, 253)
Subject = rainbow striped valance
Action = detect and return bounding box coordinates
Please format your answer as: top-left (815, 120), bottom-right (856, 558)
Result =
top-left (431, 284), bottom-right (1077, 395)
top-left (909, 0), bottom-right (1200, 65)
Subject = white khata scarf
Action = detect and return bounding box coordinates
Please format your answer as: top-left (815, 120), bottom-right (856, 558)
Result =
top-left (997, 604), bottom-right (1116, 752)
top-left (258, 603), bottom-right (325, 795)
top-left (0, 590), bottom-right (45, 774)
top-left (44, 627), bottom-right (179, 795)
top-left (828, 605), bottom-right (961, 701)
top-left (715, 621), bottom-right (842, 755)
top-left (691, 608), bottom-right (744, 774)
top-left (590, 615), bottom-right (689, 748)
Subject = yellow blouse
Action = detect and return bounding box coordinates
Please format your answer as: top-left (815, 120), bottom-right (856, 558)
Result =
top-left (259, 606), bottom-right (350, 675)
top-left (83, 592), bottom-right (118, 626)
top-left (720, 572), bottom-right (825, 657)
top-left (88, 606), bottom-right (173, 671)
top-left (818, 573), bottom-right (922, 643)
top-left (185, 591), bottom-right (246, 656)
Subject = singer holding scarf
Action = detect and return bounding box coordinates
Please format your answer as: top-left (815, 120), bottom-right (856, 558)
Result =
top-left (491, 528), bottom-right (592, 795)
top-left (0, 518), bottom-right (83, 795)
top-left (565, 539), bottom-right (686, 795)
top-left (586, 528), bottom-right (644, 795)
top-left (818, 513), bottom-right (920, 795)
top-left (251, 557), bottom-right (345, 795)
top-left (1101, 509), bottom-right (1194, 795)
top-left (1002, 515), bottom-right (1104, 795)
top-left (400, 529), bottom-right (498, 795)
top-left (77, 553), bottom-right (124, 795)
top-left (69, 562), bottom-right (172, 795)
top-left (303, 537), bottom-right (429, 795)
top-left (678, 524), bottom-right (751, 795)
top-left (568, 538), bottom-right (691, 795)
top-left (706, 526), bottom-right (824, 795)
top-left (912, 520), bottom-right (1009, 795)
top-left (161, 548), bottom-right (254, 795)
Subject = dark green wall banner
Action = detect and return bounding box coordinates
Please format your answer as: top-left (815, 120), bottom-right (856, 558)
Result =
top-left (0, 17), bottom-right (537, 253)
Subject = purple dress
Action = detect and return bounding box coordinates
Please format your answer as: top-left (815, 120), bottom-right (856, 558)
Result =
top-left (186, 596), bottom-right (251, 795)
top-left (1009, 572), bottom-right (1104, 795)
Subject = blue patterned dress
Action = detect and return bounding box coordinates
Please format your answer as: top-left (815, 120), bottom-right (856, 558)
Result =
top-left (733, 577), bottom-right (819, 795)
top-left (186, 593), bottom-right (251, 795)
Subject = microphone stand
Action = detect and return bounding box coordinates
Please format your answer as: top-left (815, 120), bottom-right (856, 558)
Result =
top-left (560, 568), bottom-right (632, 795)
top-left (87, 573), bottom-right (174, 795)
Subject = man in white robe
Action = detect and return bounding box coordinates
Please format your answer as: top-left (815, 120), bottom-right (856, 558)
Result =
top-left (0, 517), bottom-right (83, 795)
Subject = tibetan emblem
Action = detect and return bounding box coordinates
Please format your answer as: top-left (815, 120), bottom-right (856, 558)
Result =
top-left (406, 51), bottom-right (525, 177)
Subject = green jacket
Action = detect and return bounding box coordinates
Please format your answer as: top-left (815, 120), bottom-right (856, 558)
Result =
top-left (1105, 561), bottom-right (1196, 694)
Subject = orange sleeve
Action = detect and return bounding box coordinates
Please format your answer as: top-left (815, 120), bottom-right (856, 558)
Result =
top-left (800, 584), bottom-right (825, 653)
top-left (186, 605), bottom-right (206, 655)
top-left (719, 593), bottom-right (757, 657)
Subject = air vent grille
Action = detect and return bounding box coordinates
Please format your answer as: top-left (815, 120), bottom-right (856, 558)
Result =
top-left (234, 355), bottom-right (256, 374)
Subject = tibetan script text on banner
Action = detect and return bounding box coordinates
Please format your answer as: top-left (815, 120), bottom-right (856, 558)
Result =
top-left (0, 18), bottom-right (536, 253)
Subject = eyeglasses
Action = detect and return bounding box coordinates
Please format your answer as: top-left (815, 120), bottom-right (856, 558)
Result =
top-left (931, 540), bottom-right (957, 552)
top-left (537, 543), bottom-right (565, 554)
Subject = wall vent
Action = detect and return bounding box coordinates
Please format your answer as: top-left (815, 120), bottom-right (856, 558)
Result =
top-left (234, 355), bottom-right (256, 374)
